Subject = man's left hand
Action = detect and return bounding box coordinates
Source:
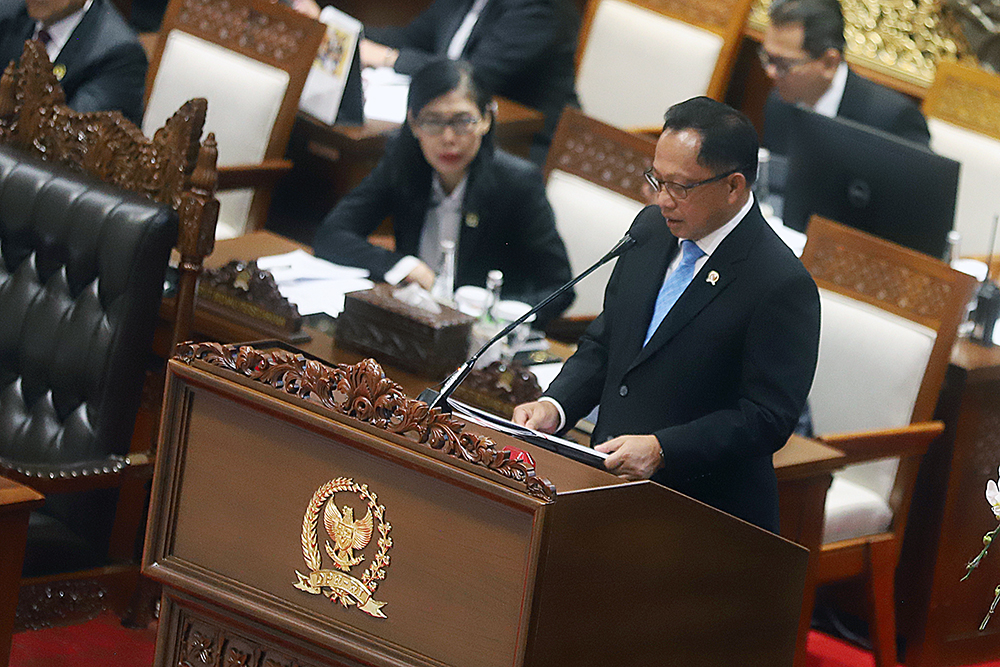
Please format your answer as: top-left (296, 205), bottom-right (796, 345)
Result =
top-left (597, 435), bottom-right (663, 481)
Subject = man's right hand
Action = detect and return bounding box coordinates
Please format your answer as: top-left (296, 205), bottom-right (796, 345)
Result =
top-left (512, 400), bottom-right (560, 434)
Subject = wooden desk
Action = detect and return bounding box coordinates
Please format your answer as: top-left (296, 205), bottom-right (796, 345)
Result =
top-left (0, 477), bottom-right (43, 667)
top-left (896, 338), bottom-right (1000, 666)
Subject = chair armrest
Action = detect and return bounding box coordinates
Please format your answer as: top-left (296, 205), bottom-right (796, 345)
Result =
top-left (818, 421), bottom-right (943, 465)
top-left (217, 159), bottom-right (294, 190)
top-left (0, 452), bottom-right (155, 494)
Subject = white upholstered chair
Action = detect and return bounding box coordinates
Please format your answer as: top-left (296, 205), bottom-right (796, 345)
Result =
top-left (143, 0), bottom-right (324, 239)
top-left (574, 0), bottom-right (752, 132)
top-left (923, 61), bottom-right (1000, 258)
top-left (542, 108), bottom-right (655, 339)
top-left (798, 216), bottom-right (976, 667)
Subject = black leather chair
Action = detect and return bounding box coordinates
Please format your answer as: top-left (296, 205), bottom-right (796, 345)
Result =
top-left (0, 145), bottom-right (176, 578)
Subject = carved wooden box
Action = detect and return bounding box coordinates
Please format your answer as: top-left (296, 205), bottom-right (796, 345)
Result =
top-left (335, 285), bottom-right (474, 379)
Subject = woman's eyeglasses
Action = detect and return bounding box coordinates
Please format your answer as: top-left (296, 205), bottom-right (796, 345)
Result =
top-left (413, 113), bottom-right (483, 136)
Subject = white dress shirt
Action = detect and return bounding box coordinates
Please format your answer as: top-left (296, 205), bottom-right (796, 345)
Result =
top-left (383, 174), bottom-right (468, 284)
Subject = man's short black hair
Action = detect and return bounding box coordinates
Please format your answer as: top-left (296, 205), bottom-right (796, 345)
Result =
top-left (661, 97), bottom-right (758, 188)
top-left (769, 0), bottom-right (846, 58)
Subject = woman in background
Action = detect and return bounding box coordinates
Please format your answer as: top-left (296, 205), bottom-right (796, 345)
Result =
top-left (312, 58), bottom-right (574, 326)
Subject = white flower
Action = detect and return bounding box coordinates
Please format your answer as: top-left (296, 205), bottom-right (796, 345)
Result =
top-left (987, 466), bottom-right (1000, 519)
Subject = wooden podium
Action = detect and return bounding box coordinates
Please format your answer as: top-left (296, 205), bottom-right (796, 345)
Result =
top-left (143, 342), bottom-right (809, 667)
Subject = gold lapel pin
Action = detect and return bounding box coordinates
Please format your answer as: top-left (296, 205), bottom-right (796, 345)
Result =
top-left (706, 270), bottom-right (720, 285)
top-left (464, 212), bottom-right (479, 228)
top-left (53, 64), bottom-right (66, 81)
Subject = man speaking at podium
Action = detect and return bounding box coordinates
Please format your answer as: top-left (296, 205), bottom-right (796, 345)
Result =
top-left (513, 98), bottom-right (821, 532)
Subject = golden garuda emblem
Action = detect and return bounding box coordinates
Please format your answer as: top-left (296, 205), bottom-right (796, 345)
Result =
top-left (294, 478), bottom-right (392, 618)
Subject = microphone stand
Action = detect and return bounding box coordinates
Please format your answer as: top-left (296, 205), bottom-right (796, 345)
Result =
top-left (423, 232), bottom-right (640, 412)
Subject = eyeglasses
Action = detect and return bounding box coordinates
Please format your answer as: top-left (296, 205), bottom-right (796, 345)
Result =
top-left (644, 167), bottom-right (748, 200)
top-left (757, 47), bottom-right (815, 77)
top-left (413, 113), bottom-right (483, 136)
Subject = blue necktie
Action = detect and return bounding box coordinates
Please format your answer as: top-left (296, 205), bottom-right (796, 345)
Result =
top-left (643, 240), bottom-right (705, 345)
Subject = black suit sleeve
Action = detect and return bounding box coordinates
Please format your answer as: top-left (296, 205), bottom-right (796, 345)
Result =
top-left (364, 1), bottom-right (444, 58)
top-left (541, 217), bottom-right (628, 422)
top-left (312, 158), bottom-right (404, 281)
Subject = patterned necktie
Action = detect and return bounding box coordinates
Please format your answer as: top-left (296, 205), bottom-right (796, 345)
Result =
top-left (643, 239), bottom-right (706, 346)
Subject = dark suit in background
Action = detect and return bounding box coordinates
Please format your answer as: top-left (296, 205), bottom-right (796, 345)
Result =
top-left (0, 0), bottom-right (147, 125)
top-left (544, 203), bottom-right (821, 531)
top-left (763, 68), bottom-right (930, 156)
top-left (366, 0), bottom-right (580, 164)
top-left (312, 148), bottom-right (574, 325)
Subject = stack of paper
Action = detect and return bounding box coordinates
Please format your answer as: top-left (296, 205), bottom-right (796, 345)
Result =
top-left (256, 250), bottom-right (373, 318)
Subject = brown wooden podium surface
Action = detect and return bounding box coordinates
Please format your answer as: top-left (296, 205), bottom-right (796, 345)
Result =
top-left (0, 476), bottom-right (43, 667)
top-left (144, 342), bottom-right (809, 667)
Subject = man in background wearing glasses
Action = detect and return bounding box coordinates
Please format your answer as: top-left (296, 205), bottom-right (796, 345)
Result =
top-left (514, 97), bottom-right (820, 533)
top-left (759, 0), bottom-right (930, 157)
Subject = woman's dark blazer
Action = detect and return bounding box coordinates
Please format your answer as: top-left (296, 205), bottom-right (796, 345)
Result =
top-left (312, 148), bottom-right (574, 324)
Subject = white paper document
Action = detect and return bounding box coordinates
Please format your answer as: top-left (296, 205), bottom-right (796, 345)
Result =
top-left (362, 67), bottom-right (410, 123)
top-left (256, 250), bottom-right (372, 318)
top-left (448, 399), bottom-right (608, 468)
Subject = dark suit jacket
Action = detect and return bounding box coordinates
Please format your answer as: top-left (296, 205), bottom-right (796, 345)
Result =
top-left (545, 203), bottom-right (821, 531)
top-left (312, 148), bottom-right (574, 325)
top-left (0, 0), bottom-right (147, 125)
top-left (366, 0), bottom-right (580, 163)
top-left (763, 68), bottom-right (930, 156)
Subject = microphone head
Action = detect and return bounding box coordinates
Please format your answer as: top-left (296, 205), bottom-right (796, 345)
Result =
top-left (626, 217), bottom-right (656, 246)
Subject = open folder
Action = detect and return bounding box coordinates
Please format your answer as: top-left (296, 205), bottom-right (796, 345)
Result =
top-left (447, 398), bottom-right (608, 469)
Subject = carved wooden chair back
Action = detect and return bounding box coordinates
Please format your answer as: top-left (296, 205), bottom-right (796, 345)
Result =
top-left (802, 215), bottom-right (972, 530)
top-left (923, 61), bottom-right (1000, 258)
top-left (543, 107), bottom-right (654, 332)
top-left (0, 40), bottom-right (218, 626)
top-left (798, 215), bottom-right (975, 667)
top-left (574, 0), bottom-right (753, 133)
top-left (0, 40), bottom-right (219, 350)
top-left (143, 0), bottom-right (324, 238)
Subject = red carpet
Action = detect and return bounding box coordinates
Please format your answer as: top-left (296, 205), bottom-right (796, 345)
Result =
top-left (8, 613), bottom-right (1000, 666)
top-left (10, 612), bottom-right (156, 667)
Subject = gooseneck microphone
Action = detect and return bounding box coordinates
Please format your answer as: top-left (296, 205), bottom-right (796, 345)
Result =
top-left (423, 223), bottom-right (652, 412)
